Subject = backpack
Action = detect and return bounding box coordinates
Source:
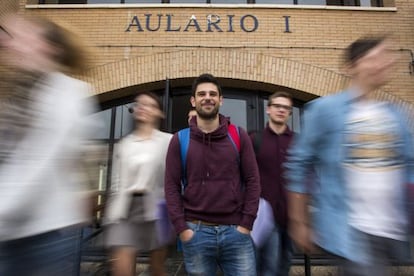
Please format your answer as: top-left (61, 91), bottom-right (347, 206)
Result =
top-left (249, 130), bottom-right (276, 247)
top-left (177, 124), bottom-right (241, 194)
top-left (251, 130), bottom-right (263, 155)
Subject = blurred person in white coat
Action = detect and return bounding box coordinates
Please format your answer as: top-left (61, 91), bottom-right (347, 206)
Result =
top-left (0, 13), bottom-right (96, 275)
top-left (104, 92), bottom-right (172, 276)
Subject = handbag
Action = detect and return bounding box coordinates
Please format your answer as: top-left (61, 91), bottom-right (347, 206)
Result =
top-left (251, 197), bottom-right (275, 248)
top-left (155, 199), bottom-right (175, 246)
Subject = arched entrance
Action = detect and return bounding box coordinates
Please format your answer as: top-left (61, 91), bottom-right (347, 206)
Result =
top-left (80, 50), bottom-right (414, 268)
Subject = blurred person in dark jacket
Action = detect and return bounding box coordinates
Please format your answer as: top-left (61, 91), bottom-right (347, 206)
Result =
top-left (0, 13), bottom-right (96, 275)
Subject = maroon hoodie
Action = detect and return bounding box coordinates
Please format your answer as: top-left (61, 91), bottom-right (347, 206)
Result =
top-left (165, 114), bottom-right (261, 234)
top-left (250, 124), bottom-right (294, 228)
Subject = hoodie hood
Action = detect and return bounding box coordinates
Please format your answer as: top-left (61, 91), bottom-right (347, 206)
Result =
top-left (189, 114), bottom-right (230, 144)
top-left (164, 112), bottom-right (261, 233)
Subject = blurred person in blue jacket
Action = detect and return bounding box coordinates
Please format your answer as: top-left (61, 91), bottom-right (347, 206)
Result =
top-left (285, 36), bottom-right (414, 276)
top-left (0, 13), bottom-right (96, 275)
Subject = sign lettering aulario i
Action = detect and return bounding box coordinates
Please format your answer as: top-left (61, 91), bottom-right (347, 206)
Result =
top-left (125, 14), bottom-right (291, 33)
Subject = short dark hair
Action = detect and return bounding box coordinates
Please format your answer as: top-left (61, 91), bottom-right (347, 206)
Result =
top-left (267, 91), bottom-right (293, 106)
top-left (345, 36), bottom-right (387, 65)
top-left (191, 73), bottom-right (222, 97)
top-left (135, 91), bottom-right (163, 112)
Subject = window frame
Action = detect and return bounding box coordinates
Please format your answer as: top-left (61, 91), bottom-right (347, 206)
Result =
top-left (36, 0), bottom-right (385, 7)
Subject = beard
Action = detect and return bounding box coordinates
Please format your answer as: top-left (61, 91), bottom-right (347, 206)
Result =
top-left (196, 104), bottom-right (220, 120)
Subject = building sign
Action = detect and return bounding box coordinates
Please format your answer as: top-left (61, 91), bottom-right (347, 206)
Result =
top-left (125, 14), bottom-right (291, 33)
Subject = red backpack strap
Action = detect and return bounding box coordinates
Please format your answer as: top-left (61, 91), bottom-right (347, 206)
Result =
top-left (227, 124), bottom-right (241, 153)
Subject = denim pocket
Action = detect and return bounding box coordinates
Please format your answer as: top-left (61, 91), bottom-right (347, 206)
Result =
top-left (233, 225), bottom-right (251, 237)
top-left (181, 222), bottom-right (198, 244)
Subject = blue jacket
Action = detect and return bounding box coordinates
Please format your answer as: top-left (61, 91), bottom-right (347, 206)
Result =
top-left (285, 89), bottom-right (414, 262)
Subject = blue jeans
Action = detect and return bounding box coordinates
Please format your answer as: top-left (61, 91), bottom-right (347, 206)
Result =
top-left (256, 225), bottom-right (292, 276)
top-left (182, 221), bottom-right (256, 276)
top-left (0, 226), bottom-right (82, 276)
top-left (338, 228), bottom-right (411, 276)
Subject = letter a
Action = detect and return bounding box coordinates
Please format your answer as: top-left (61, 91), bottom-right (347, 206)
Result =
top-left (125, 16), bottom-right (144, 32)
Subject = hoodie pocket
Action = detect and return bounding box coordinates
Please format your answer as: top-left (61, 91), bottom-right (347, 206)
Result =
top-left (183, 178), bottom-right (242, 215)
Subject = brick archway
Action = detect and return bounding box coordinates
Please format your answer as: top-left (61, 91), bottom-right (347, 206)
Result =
top-left (86, 49), bottom-right (348, 98)
top-left (86, 49), bottom-right (414, 126)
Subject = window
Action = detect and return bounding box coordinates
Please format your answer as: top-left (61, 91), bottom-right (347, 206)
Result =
top-left (124, 0), bottom-right (163, 3)
top-left (36, 0), bottom-right (385, 5)
top-left (210, 0), bottom-right (246, 3)
top-left (114, 105), bottom-right (135, 139)
top-left (86, 0), bottom-right (119, 3)
top-left (38, 0), bottom-right (87, 3)
top-left (88, 109), bottom-right (112, 140)
top-left (297, 0), bottom-right (325, 5)
top-left (169, 0), bottom-right (206, 3)
top-left (360, 0), bottom-right (383, 7)
top-left (255, 0), bottom-right (293, 3)
top-left (221, 98), bottom-right (248, 130)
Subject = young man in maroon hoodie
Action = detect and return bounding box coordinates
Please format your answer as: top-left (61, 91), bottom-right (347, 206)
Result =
top-left (165, 73), bottom-right (261, 275)
top-left (251, 91), bottom-right (295, 276)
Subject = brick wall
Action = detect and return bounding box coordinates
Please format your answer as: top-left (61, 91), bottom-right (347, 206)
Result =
top-left (0, 0), bottom-right (17, 16)
top-left (3, 1), bottom-right (414, 109)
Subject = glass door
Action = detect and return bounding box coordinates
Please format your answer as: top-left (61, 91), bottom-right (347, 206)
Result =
top-left (169, 87), bottom-right (262, 133)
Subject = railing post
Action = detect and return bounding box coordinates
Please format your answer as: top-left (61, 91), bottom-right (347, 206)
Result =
top-left (304, 254), bottom-right (311, 276)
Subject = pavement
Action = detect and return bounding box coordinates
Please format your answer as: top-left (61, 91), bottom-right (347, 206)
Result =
top-left (79, 231), bottom-right (414, 276)
top-left (80, 249), bottom-right (414, 276)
